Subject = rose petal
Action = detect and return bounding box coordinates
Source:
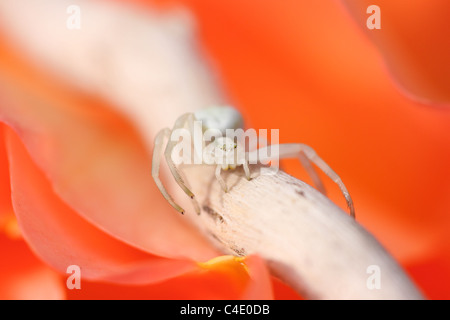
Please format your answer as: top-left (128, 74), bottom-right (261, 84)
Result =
top-left (5, 126), bottom-right (198, 284)
top-left (405, 242), bottom-right (450, 300)
top-left (240, 255), bottom-right (273, 300)
top-left (0, 37), bottom-right (218, 261)
top-left (0, 126), bottom-right (62, 300)
top-left (0, 125), bottom-right (17, 238)
top-left (341, 0), bottom-right (450, 105)
top-left (197, 255), bottom-right (273, 300)
top-left (271, 277), bottom-right (303, 300)
top-left (0, 233), bottom-right (65, 300)
top-left (66, 254), bottom-right (274, 300)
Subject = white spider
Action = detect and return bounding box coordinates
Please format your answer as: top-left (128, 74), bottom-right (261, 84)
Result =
top-left (152, 106), bottom-right (355, 218)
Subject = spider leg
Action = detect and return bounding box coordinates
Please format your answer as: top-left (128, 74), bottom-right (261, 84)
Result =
top-left (244, 136), bottom-right (260, 180)
top-left (250, 135), bottom-right (324, 194)
top-left (243, 158), bottom-right (251, 180)
top-left (298, 150), bottom-right (327, 195)
top-left (251, 143), bottom-right (355, 218)
top-left (164, 113), bottom-right (201, 214)
top-left (236, 142), bottom-right (251, 180)
top-left (293, 145), bottom-right (353, 215)
top-left (215, 165), bottom-right (228, 192)
top-left (151, 128), bottom-right (185, 214)
top-left (164, 113), bottom-right (195, 197)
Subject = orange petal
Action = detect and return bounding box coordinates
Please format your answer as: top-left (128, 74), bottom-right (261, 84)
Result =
top-left (66, 254), bottom-right (274, 300)
top-left (0, 233), bottom-right (65, 299)
top-left (271, 277), bottom-right (303, 300)
top-left (0, 124), bottom-right (17, 237)
top-left (341, 0), bottom-right (450, 105)
top-left (239, 255), bottom-right (273, 300)
top-left (0, 35), bottom-right (218, 261)
top-left (5, 126), bottom-right (198, 284)
top-left (198, 255), bottom-right (273, 300)
top-left (405, 242), bottom-right (450, 300)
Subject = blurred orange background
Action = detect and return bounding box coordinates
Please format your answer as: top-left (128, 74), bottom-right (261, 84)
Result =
top-left (0, 0), bottom-right (449, 299)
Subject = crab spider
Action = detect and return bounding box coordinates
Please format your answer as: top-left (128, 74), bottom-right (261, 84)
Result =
top-left (151, 106), bottom-right (355, 218)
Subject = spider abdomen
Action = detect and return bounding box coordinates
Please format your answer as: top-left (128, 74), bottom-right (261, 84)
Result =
top-left (194, 105), bottom-right (244, 133)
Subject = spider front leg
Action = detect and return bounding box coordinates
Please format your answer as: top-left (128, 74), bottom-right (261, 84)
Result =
top-left (164, 113), bottom-right (201, 214)
top-left (164, 114), bottom-right (195, 195)
top-left (151, 128), bottom-right (186, 214)
top-left (152, 113), bottom-right (201, 215)
top-left (251, 143), bottom-right (355, 218)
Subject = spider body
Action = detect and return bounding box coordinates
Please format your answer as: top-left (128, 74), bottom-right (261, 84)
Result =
top-left (152, 106), bottom-right (355, 218)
